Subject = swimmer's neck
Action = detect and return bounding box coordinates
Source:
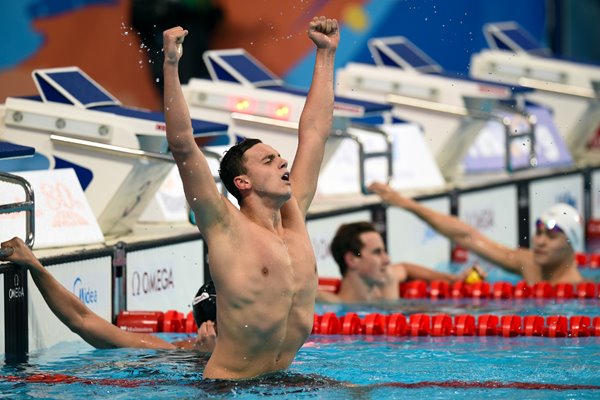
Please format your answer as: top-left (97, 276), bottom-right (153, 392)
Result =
top-left (337, 274), bottom-right (380, 302)
top-left (542, 257), bottom-right (581, 283)
top-left (240, 202), bottom-right (284, 234)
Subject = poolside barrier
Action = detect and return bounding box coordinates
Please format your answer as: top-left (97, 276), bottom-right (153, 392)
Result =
top-left (115, 310), bottom-right (600, 338)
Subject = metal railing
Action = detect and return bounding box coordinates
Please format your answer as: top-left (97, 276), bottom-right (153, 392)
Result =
top-left (387, 93), bottom-right (537, 179)
top-left (0, 172), bottom-right (35, 254)
top-left (51, 133), bottom-right (226, 194)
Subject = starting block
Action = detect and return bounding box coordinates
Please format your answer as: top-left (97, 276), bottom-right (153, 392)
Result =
top-left (0, 67), bottom-right (230, 235)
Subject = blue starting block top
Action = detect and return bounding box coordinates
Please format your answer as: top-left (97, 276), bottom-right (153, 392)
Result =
top-left (30, 67), bottom-right (228, 139)
top-left (33, 68), bottom-right (120, 108)
top-left (367, 36), bottom-right (532, 96)
top-left (0, 142), bottom-right (35, 160)
top-left (204, 50), bottom-right (283, 87)
top-left (203, 48), bottom-right (392, 114)
top-left (368, 37), bottom-right (443, 73)
top-left (483, 21), bottom-right (550, 57)
top-left (204, 49), bottom-right (282, 88)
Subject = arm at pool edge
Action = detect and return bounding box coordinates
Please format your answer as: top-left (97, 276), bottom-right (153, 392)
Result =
top-left (0, 237), bottom-right (176, 350)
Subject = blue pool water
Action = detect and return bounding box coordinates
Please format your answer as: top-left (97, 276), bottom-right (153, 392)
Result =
top-left (2, 299), bottom-right (600, 399)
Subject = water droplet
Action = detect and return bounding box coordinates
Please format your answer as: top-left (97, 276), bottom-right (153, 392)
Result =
top-left (155, 78), bottom-right (160, 83)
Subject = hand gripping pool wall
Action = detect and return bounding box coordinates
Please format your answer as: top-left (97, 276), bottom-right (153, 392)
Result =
top-left (2, 263), bottom-right (28, 361)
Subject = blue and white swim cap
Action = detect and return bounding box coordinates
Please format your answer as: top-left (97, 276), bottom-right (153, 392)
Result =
top-left (538, 203), bottom-right (583, 252)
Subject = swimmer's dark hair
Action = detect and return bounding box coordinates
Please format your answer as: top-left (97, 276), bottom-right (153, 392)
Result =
top-left (330, 222), bottom-right (378, 276)
top-left (219, 138), bottom-right (262, 205)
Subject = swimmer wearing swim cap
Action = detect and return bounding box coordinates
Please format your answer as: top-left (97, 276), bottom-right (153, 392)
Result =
top-left (368, 182), bottom-right (585, 285)
top-left (192, 280), bottom-right (217, 327)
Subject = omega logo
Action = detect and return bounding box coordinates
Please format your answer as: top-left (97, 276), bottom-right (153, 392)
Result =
top-left (131, 268), bottom-right (175, 296)
top-left (8, 273), bottom-right (24, 301)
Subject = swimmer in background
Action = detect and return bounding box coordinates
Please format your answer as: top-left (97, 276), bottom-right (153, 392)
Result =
top-left (0, 237), bottom-right (217, 352)
top-left (368, 182), bottom-right (585, 284)
top-left (317, 222), bottom-right (484, 303)
top-left (163, 16), bottom-right (339, 379)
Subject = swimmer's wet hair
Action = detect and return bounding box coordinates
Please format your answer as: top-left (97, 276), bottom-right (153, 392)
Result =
top-left (219, 138), bottom-right (262, 205)
top-left (330, 222), bottom-right (378, 276)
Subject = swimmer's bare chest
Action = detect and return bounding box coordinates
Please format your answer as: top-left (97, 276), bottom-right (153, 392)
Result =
top-left (209, 225), bottom-right (316, 299)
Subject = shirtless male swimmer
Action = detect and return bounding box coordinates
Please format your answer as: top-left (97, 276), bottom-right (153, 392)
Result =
top-left (162, 16), bottom-right (339, 379)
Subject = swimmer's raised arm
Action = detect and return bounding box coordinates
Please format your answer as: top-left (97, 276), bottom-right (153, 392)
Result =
top-left (368, 182), bottom-right (533, 276)
top-left (0, 237), bottom-right (175, 350)
top-left (163, 27), bottom-right (229, 234)
top-left (287, 17), bottom-right (339, 215)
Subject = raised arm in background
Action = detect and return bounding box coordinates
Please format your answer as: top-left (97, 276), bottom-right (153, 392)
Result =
top-left (368, 182), bottom-right (538, 281)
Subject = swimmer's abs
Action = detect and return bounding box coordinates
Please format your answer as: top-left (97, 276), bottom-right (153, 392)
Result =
top-left (205, 316), bottom-right (312, 379)
top-left (204, 346), bottom-right (298, 380)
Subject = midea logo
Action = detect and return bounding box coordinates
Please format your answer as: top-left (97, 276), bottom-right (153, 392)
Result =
top-left (73, 277), bottom-right (98, 304)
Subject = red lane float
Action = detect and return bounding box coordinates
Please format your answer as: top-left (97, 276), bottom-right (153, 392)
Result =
top-left (363, 313), bottom-right (385, 335)
top-left (310, 312), bottom-right (600, 338)
top-left (492, 282), bottom-right (513, 299)
top-left (408, 314), bottom-right (430, 336)
top-left (431, 314), bottom-right (452, 336)
top-left (546, 316), bottom-right (568, 338)
top-left (401, 280), bottom-right (427, 299)
top-left (477, 314), bottom-right (499, 336)
top-left (500, 315), bottom-right (521, 337)
top-left (341, 312), bottom-right (362, 335)
top-left (570, 316), bottom-right (591, 337)
top-left (386, 313), bottom-right (407, 336)
top-left (429, 281), bottom-right (450, 299)
top-left (319, 277), bottom-right (600, 300)
top-left (454, 314), bottom-right (475, 336)
top-left (523, 315), bottom-right (544, 336)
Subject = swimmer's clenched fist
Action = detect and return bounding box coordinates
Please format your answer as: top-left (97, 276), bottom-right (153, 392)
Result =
top-left (163, 26), bottom-right (188, 64)
top-left (308, 16), bottom-right (339, 50)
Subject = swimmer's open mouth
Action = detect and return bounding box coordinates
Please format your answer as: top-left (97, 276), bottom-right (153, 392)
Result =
top-left (282, 172), bottom-right (290, 181)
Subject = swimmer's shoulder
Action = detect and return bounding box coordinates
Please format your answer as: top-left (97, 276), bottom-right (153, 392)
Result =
top-left (316, 290), bottom-right (341, 303)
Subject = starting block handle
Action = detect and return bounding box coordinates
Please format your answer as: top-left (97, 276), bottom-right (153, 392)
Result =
top-left (333, 123), bottom-right (394, 195)
top-left (0, 172), bottom-right (35, 249)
